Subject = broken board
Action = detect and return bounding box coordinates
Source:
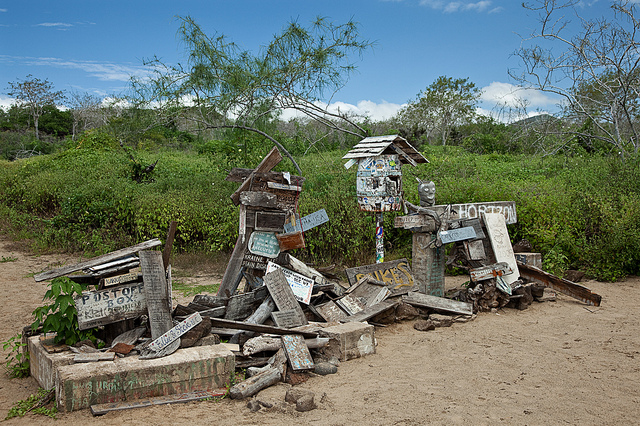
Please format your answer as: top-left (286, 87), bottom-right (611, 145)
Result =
top-left (281, 334), bottom-right (314, 371)
top-left (482, 212), bottom-right (519, 286)
top-left (264, 269), bottom-right (308, 326)
top-left (402, 292), bottom-right (473, 316)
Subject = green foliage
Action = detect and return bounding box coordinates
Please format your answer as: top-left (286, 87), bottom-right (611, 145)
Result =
top-left (2, 333), bottom-right (30, 378)
top-left (5, 388), bottom-right (57, 420)
top-left (1, 255), bottom-right (17, 262)
top-left (75, 129), bottom-right (119, 150)
top-left (31, 277), bottom-right (96, 346)
top-left (172, 280), bottom-right (220, 297)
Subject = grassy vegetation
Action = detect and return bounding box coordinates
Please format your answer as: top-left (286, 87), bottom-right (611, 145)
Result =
top-left (0, 141), bottom-right (639, 282)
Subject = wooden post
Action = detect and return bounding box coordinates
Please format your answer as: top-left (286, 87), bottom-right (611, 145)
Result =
top-left (412, 233), bottom-right (445, 297)
top-left (376, 212), bottom-right (384, 263)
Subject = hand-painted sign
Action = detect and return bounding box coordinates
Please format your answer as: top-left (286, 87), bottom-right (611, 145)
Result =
top-left (102, 272), bottom-right (140, 287)
top-left (248, 231), bottom-right (281, 258)
top-left (148, 312), bottom-right (202, 352)
top-left (439, 226), bottom-right (477, 244)
top-left (283, 209), bottom-right (329, 233)
top-left (266, 261), bottom-right (314, 304)
top-left (356, 155), bottom-right (403, 212)
top-left (74, 282), bottom-right (146, 330)
top-left (433, 201), bottom-right (517, 224)
top-left (345, 258), bottom-right (415, 294)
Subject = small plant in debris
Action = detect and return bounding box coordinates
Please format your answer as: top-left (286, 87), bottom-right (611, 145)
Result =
top-left (0, 255), bottom-right (17, 263)
top-left (2, 333), bottom-right (30, 378)
top-left (5, 388), bottom-right (57, 420)
top-left (31, 276), bottom-right (97, 346)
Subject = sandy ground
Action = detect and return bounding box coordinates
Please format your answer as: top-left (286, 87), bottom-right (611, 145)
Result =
top-left (0, 237), bottom-right (639, 425)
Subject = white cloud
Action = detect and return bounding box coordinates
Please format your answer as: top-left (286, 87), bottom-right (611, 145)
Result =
top-left (480, 81), bottom-right (559, 108)
top-left (280, 100), bottom-right (404, 122)
top-left (420, 0), bottom-right (496, 13)
top-left (0, 95), bottom-right (15, 111)
top-left (0, 8), bottom-right (7, 12)
top-left (36, 22), bottom-right (73, 28)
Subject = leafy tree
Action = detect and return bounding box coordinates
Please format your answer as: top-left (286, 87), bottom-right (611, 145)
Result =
top-left (130, 16), bottom-right (373, 173)
top-left (6, 75), bottom-right (65, 140)
top-left (512, 0), bottom-right (640, 158)
top-left (395, 76), bottom-right (481, 146)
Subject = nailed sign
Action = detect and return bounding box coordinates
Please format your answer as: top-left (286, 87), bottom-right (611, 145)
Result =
top-left (283, 209), bottom-right (329, 233)
top-left (266, 261), bottom-right (314, 304)
top-left (248, 231), bottom-right (281, 258)
top-left (148, 312), bottom-right (202, 352)
top-left (74, 282), bottom-right (146, 330)
top-left (439, 226), bottom-right (477, 244)
top-left (345, 258), bottom-right (415, 294)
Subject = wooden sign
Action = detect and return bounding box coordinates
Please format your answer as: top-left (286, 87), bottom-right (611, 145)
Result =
top-left (341, 299), bottom-right (399, 323)
top-left (335, 294), bottom-right (365, 315)
top-left (271, 309), bottom-right (306, 328)
top-left (239, 191), bottom-right (277, 208)
top-left (267, 182), bottom-right (302, 192)
top-left (266, 261), bottom-right (314, 304)
top-left (315, 301), bottom-right (348, 322)
top-left (254, 211), bottom-right (286, 232)
top-left (140, 251), bottom-right (173, 340)
top-left (102, 272), bottom-right (140, 287)
top-left (148, 312), bottom-right (203, 352)
top-left (439, 226), bottom-right (477, 244)
top-left (281, 334), bottom-right (314, 371)
top-left (394, 214), bottom-right (437, 230)
top-left (482, 212), bottom-right (519, 286)
top-left (264, 269), bottom-right (308, 325)
top-left (433, 201), bottom-right (517, 225)
top-left (248, 231), bottom-right (281, 258)
top-left (242, 251), bottom-right (269, 270)
top-left (469, 262), bottom-right (514, 282)
top-left (345, 258), bottom-right (415, 294)
top-left (75, 282), bottom-right (146, 330)
top-left (283, 209), bottom-right (330, 233)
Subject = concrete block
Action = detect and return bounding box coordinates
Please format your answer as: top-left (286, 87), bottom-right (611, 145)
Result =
top-left (318, 322), bottom-right (375, 362)
top-left (515, 252), bottom-right (542, 268)
top-left (28, 336), bottom-right (74, 391)
top-left (28, 336), bottom-right (235, 412)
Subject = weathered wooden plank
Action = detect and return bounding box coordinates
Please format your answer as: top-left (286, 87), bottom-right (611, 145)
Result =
top-left (224, 285), bottom-right (268, 320)
top-left (283, 209), bottom-right (329, 233)
top-left (335, 294), bottom-right (366, 315)
top-left (284, 254), bottom-right (333, 287)
top-left (219, 231), bottom-right (249, 297)
top-left (402, 292), bottom-right (473, 316)
top-left (228, 349), bottom-right (286, 399)
top-left (192, 294), bottom-right (228, 308)
top-left (242, 336), bottom-right (330, 356)
top-left (102, 272), bottom-right (141, 287)
top-left (281, 334), bottom-right (314, 372)
top-left (228, 296), bottom-right (275, 344)
top-left (162, 220), bottom-right (177, 270)
top-left (345, 258), bottom-right (416, 295)
top-left (226, 168), bottom-right (303, 184)
top-left (517, 262), bottom-right (602, 306)
top-left (433, 201), bottom-right (517, 225)
top-left (315, 300), bottom-right (348, 322)
top-left (483, 212), bottom-right (519, 286)
top-left (271, 309), bottom-right (307, 328)
top-left (230, 146), bottom-right (282, 206)
top-left (464, 239), bottom-right (486, 261)
top-left (394, 214), bottom-right (438, 230)
top-left (90, 389), bottom-right (227, 416)
top-left (240, 191), bottom-right (278, 208)
top-left (265, 269), bottom-right (308, 326)
top-left (439, 226), bottom-right (477, 244)
top-left (267, 181), bottom-right (302, 192)
top-left (469, 262), bottom-right (514, 282)
top-left (148, 312), bottom-right (202, 352)
top-left (74, 282), bottom-right (146, 330)
top-left (34, 239), bottom-right (161, 282)
top-left (412, 233), bottom-right (445, 296)
top-left (140, 251), bottom-right (173, 340)
top-left (266, 261), bottom-right (314, 304)
top-left (208, 318), bottom-right (317, 338)
top-left (349, 279), bottom-right (391, 307)
top-left (341, 299), bottom-right (400, 323)
top-left (87, 255), bottom-right (138, 272)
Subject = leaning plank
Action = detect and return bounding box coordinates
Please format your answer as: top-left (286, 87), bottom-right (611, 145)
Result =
top-left (34, 239), bottom-right (162, 282)
top-left (148, 312), bottom-right (202, 352)
top-left (208, 318), bottom-right (318, 338)
top-left (281, 334), bottom-right (314, 371)
top-left (341, 299), bottom-right (400, 323)
top-left (265, 268), bottom-right (308, 325)
top-left (517, 262), bottom-right (602, 306)
top-left (91, 389), bottom-right (227, 416)
top-left (402, 292), bottom-right (473, 316)
top-left (140, 251), bottom-right (173, 340)
top-left (285, 254), bottom-right (333, 286)
top-left (230, 146), bottom-right (282, 206)
top-left (162, 221), bottom-right (178, 270)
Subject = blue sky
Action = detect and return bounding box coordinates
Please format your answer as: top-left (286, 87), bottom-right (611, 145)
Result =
top-left (0, 0), bottom-right (617, 121)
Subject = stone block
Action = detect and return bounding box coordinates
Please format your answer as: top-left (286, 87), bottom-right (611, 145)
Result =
top-left (28, 336), bottom-right (74, 391)
top-left (29, 339), bottom-right (235, 412)
top-left (318, 322), bottom-right (375, 362)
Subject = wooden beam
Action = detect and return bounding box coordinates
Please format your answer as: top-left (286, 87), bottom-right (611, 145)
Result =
top-left (162, 221), bottom-right (178, 270)
top-left (34, 239), bottom-right (162, 282)
top-left (90, 389), bottom-right (227, 416)
top-left (402, 292), bottom-right (473, 316)
top-left (208, 318), bottom-right (318, 338)
top-left (230, 147), bottom-right (282, 206)
top-left (517, 262), bottom-right (602, 306)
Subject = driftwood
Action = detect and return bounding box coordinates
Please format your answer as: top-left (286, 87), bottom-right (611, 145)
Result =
top-left (228, 348), bottom-right (287, 399)
top-left (517, 262), bottom-right (601, 306)
top-left (228, 296), bottom-right (276, 344)
top-left (243, 335), bottom-right (330, 356)
top-left (208, 318), bottom-right (317, 338)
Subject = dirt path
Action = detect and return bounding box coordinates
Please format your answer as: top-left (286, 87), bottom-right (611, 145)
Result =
top-left (0, 237), bottom-right (639, 425)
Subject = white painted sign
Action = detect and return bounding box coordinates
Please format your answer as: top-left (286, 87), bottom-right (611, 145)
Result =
top-left (439, 226), bottom-right (477, 244)
top-left (148, 312), bottom-right (202, 352)
top-left (283, 209), bottom-right (330, 233)
top-left (482, 212), bottom-right (519, 286)
top-left (74, 282), bottom-right (146, 330)
top-left (266, 261), bottom-right (314, 304)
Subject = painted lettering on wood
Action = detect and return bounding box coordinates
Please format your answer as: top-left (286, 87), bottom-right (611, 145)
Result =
top-left (283, 209), bottom-right (329, 233)
top-left (264, 269), bottom-right (308, 326)
top-left (140, 250), bottom-right (173, 340)
top-left (102, 272), bottom-right (140, 287)
top-left (281, 334), bottom-right (314, 371)
top-left (148, 312), bottom-right (202, 352)
top-left (345, 258), bottom-right (415, 294)
top-left (74, 282), bottom-right (146, 330)
top-left (439, 226), bottom-right (477, 244)
top-left (248, 231), bottom-right (281, 258)
top-left (434, 201), bottom-right (517, 224)
top-left (266, 261), bottom-right (314, 305)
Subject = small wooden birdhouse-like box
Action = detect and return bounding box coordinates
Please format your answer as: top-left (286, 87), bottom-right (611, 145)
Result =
top-left (343, 135), bottom-right (428, 212)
